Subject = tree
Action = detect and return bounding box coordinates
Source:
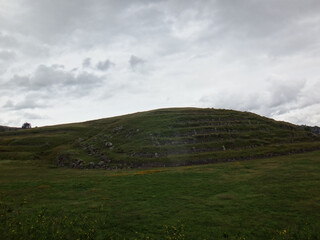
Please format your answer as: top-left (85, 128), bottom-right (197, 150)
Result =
top-left (22, 122), bottom-right (31, 129)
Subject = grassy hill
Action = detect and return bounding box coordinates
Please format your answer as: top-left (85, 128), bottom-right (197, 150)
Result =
top-left (0, 107), bottom-right (319, 168)
top-left (0, 125), bottom-right (18, 132)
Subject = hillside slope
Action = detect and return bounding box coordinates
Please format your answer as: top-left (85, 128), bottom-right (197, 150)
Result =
top-left (0, 125), bottom-right (18, 132)
top-left (0, 108), bottom-right (319, 168)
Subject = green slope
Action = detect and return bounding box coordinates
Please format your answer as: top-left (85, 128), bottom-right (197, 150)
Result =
top-left (0, 108), bottom-right (319, 168)
top-left (0, 125), bottom-right (18, 132)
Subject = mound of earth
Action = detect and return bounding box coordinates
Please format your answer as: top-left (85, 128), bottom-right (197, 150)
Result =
top-left (0, 108), bottom-right (319, 168)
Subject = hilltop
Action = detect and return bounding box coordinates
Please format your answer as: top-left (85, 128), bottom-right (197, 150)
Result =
top-left (0, 125), bottom-right (18, 132)
top-left (0, 107), bottom-right (319, 169)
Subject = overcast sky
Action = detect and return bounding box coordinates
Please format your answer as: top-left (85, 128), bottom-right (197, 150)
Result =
top-left (1, 0), bottom-right (320, 127)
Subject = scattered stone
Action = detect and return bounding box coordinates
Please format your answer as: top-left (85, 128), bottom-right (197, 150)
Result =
top-left (88, 162), bottom-right (95, 169)
top-left (98, 160), bottom-right (105, 167)
top-left (69, 159), bottom-right (85, 169)
top-left (112, 125), bottom-right (123, 133)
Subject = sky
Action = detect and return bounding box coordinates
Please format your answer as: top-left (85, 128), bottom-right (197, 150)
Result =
top-left (1, 0), bottom-right (320, 127)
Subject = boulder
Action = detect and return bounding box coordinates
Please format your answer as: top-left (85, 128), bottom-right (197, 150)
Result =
top-left (98, 160), bottom-right (105, 167)
top-left (70, 162), bottom-right (76, 168)
top-left (69, 159), bottom-right (86, 169)
top-left (88, 162), bottom-right (95, 169)
top-left (105, 142), bottom-right (113, 148)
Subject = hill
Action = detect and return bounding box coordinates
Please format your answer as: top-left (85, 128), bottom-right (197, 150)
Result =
top-left (0, 107), bottom-right (320, 168)
top-left (0, 125), bottom-right (19, 132)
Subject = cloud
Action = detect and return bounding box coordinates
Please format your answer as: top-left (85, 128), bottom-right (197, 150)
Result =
top-left (51, 64), bottom-right (64, 69)
top-left (3, 95), bottom-right (48, 110)
top-left (8, 64), bottom-right (103, 95)
top-left (96, 59), bottom-right (114, 71)
top-left (0, 32), bottom-right (18, 48)
top-left (129, 55), bottom-right (145, 70)
top-left (265, 78), bottom-right (306, 109)
top-left (2, 0), bottom-right (320, 57)
top-left (1, 0), bottom-right (320, 127)
top-left (22, 112), bottom-right (46, 120)
top-left (82, 58), bottom-right (91, 68)
top-left (199, 77), bottom-right (319, 121)
top-left (0, 50), bottom-right (16, 61)
top-left (198, 0), bottom-right (320, 57)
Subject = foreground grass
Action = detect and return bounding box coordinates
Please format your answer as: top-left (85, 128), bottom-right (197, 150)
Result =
top-left (0, 151), bottom-right (320, 239)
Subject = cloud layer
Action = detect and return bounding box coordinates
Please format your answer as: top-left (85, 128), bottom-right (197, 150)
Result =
top-left (1, 0), bottom-right (320, 127)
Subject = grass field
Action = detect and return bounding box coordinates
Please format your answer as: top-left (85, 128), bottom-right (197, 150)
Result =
top-left (1, 151), bottom-right (320, 239)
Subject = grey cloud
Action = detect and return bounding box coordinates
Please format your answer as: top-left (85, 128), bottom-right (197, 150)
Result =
top-left (9, 65), bottom-right (103, 95)
top-left (200, 77), bottom-right (310, 117)
top-left (265, 78), bottom-right (306, 108)
top-left (82, 58), bottom-right (91, 68)
top-left (0, 50), bottom-right (16, 61)
top-left (1, 0), bottom-right (320, 127)
top-left (129, 55), bottom-right (145, 70)
top-left (3, 96), bottom-right (48, 110)
top-left (2, 0), bottom-right (93, 44)
top-left (0, 0), bottom-right (161, 45)
top-left (216, 0), bottom-right (320, 36)
top-left (1, 0), bottom-right (319, 58)
top-left (198, 0), bottom-right (320, 57)
top-left (22, 112), bottom-right (46, 120)
top-left (0, 32), bottom-right (18, 48)
top-left (51, 64), bottom-right (64, 69)
top-left (300, 81), bottom-right (320, 107)
top-left (200, 92), bottom-right (261, 113)
top-left (96, 59), bottom-right (114, 71)
top-left (0, 0), bottom-right (173, 51)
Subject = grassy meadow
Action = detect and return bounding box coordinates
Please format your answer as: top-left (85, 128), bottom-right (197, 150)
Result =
top-left (1, 151), bottom-right (320, 239)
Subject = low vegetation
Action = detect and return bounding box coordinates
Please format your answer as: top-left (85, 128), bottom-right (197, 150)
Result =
top-left (0, 108), bottom-right (319, 169)
top-left (0, 108), bottom-right (319, 239)
top-left (0, 151), bottom-right (319, 239)
top-left (0, 126), bottom-right (18, 132)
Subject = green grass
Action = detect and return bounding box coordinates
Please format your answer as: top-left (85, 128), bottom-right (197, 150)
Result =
top-left (0, 108), bottom-right (320, 239)
top-left (1, 151), bottom-right (320, 239)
